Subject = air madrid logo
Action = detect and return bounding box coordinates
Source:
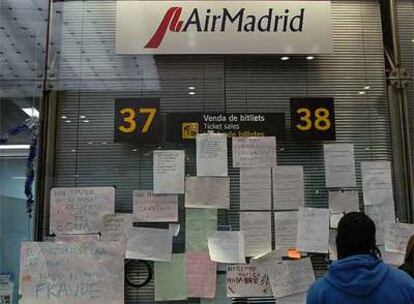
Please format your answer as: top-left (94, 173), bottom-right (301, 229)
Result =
top-left (145, 6), bottom-right (305, 49)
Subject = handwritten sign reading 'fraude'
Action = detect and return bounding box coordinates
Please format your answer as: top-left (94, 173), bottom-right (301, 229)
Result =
top-left (19, 242), bottom-right (124, 304)
top-left (50, 187), bottom-right (115, 235)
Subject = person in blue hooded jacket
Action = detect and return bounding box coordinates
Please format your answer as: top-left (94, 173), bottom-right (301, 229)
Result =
top-left (307, 212), bottom-right (414, 304)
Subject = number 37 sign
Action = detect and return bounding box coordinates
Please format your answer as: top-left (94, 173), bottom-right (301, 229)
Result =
top-left (114, 98), bottom-right (162, 143)
top-left (290, 97), bottom-right (335, 140)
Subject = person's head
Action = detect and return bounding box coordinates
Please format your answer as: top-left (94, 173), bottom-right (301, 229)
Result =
top-left (336, 212), bottom-right (381, 260)
top-left (404, 234), bottom-right (414, 264)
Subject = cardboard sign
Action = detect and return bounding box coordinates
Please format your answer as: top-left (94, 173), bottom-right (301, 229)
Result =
top-left (19, 242), bottom-right (124, 304)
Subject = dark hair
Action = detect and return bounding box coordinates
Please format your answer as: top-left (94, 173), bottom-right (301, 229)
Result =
top-left (404, 234), bottom-right (414, 264)
top-left (336, 212), bottom-right (381, 260)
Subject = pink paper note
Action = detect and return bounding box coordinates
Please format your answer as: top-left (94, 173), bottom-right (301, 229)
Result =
top-left (187, 252), bottom-right (217, 298)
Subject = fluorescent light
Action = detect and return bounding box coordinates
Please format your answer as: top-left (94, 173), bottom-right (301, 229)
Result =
top-left (83, 120), bottom-right (90, 123)
top-left (281, 56), bottom-right (290, 61)
top-left (0, 145), bottom-right (30, 150)
top-left (188, 91), bottom-right (196, 95)
top-left (79, 115), bottom-right (86, 119)
top-left (364, 86), bottom-right (371, 90)
top-left (61, 116), bottom-right (67, 119)
top-left (22, 108), bottom-right (39, 118)
top-left (306, 56), bottom-right (315, 60)
top-left (65, 120), bottom-right (72, 123)
top-left (358, 91), bottom-right (366, 95)
top-left (411, 39), bottom-right (414, 43)
top-left (188, 86), bottom-right (196, 90)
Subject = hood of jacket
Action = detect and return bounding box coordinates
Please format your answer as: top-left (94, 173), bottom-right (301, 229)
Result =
top-left (325, 254), bottom-right (389, 297)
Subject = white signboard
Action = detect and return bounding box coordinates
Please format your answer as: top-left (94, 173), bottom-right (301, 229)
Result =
top-left (240, 168), bottom-right (272, 210)
top-left (324, 144), bottom-right (356, 188)
top-left (267, 258), bottom-right (315, 299)
top-left (100, 213), bottom-right (133, 244)
top-left (240, 212), bottom-right (272, 257)
top-left (133, 191), bottom-right (178, 222)
top-left (232, 137), bottom-right (276, 168)
top-left (384, 222), bottom-right (414, 254)
top-left (208, 231), bottom-right (245, 264)
top-left (273, 166), bottom-right (305, 210)
top-left (153, 150), bottom-right (185, 194)
top-left (19, 242), bottom-right (124, 304)
top-left (116, 1), bottom-right (332, 54)
top-left (197, 133), bottom-right (228, 177)
top-left (185, 177), bottom-right (230, 209)
top-left (126, 227), bottom-right (173, 262)
top-left (50, 187), bottom-right (115, 235)
top-left (297, 207), bottom-right (329, 253)
top-left (226, 265), bottom-right (272, 297)
top-left (361, 161), bottom-right (394, 206)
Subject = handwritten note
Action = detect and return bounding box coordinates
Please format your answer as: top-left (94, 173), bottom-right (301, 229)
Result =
top-left (187, 252), bottom-right (217, 298)
top-left (186, 209), bottom-right (217, 251)
top-left (240, 168), bottom-right (272, 210)
top-left (324, 144), bottom-right (356, 188)
top-left (384, 222), bottom-right (414, 254)
top-left (267, 258), bottom-right (315, 298)
top-left (226, 264), bottom-right (272, 297)
top-left (126, 227), bottom-right (172, 261)
top-left (154, 254), bottom-right (187, 301)
top-left (273, 166), bottom-right (305, 210)
top-left (55, 234), bottom-right (100, 243)
top-left (208, 231), bottom-right (245, 264)
top-left (274, 211), bottom-right (298, 252)
top-left (297, 208), bottom-right (329, 253)
top-left (361, 161), bottom-right (394, 206)
top-left (240, 212), bottom-right (272, 257)
top-left (232, 137), bottom-right (276, 168)
top-left (100, 213), bottom-right (133, 244)
top-left (153, 150), bottom-right (185, 194)
top-left (328, 190), bottom-right (359, 213)
top-left (197, 133), bottom-right (228, 177)
top-left (0, 274), bottom-right (13, 304)
top-left (329, 213), bottom-right (343, 229)
top-left (133, 191), bottom-right (178, 222)
top-left (50, 187), bottom-right (115, 235)
top-left (201, 274), bottom-right (231, 304)
top-left (19, 242), bottom-right (124, 304)
top-left (185, 177), bottom-right (230, 209)
top-left (365, 202), bottom-right (395, 244)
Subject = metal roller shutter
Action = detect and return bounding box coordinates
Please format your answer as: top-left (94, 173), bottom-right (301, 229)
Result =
top-left (48, 0), bottom-right (391, 303)
top-left (397, 0), bottom-right (414, 187)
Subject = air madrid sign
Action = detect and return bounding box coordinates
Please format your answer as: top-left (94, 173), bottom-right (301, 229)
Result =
top-left (116, 1), bottom-right (332, 54)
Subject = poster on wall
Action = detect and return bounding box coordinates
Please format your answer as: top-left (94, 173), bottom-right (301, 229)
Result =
top-left (197, 133), bottom-right (228, 177)
top-left (49, 187), bottom-right (115, 235)
top-left (133, 191), bottom-right (178, 222)
top-left (19, 242), bottom-right (124, 304)
top-left (116, 1), bottom-right (332, 54)
top-left (226, 264), bottom-right (272, 297)
top-left (153, 150), bottom-right (185, 194)
top-left (0, 274), bottom-right (13, 304)
top-left (167, 113), bottom-right (285, 141)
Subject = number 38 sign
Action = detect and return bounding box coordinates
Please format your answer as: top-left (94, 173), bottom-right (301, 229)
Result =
top-left (114, 98), bottom-right (162, 143)
top-left (290, 97), bottom-right (335, 140)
